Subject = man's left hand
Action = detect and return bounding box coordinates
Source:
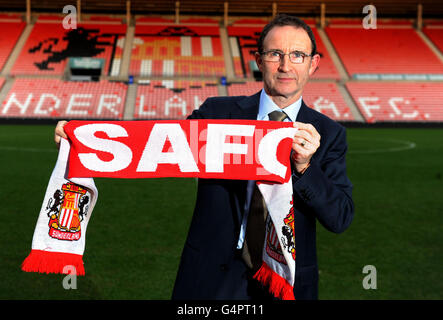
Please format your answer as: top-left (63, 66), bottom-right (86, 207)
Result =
top-left (291, 122), bottom-right (321, 174)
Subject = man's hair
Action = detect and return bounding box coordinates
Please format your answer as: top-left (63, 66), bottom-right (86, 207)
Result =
top-left (257, 14), bottom-right (317, 56)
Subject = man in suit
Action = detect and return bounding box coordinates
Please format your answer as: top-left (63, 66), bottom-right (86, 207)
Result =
top-left (171, 14), bottom-right (354, 300)
top-left (54, 14), bottom-right (353, 300)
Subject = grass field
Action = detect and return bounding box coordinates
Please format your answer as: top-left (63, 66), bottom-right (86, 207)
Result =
top-left (0, 124), bottom-right (442, 300)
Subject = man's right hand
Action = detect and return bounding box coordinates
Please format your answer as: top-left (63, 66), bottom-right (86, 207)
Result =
top-left (54, 120), bottom-right (68, 147)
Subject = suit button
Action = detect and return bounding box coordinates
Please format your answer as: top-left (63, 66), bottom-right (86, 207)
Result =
top-left (220, 264), bottom-right (229, 271)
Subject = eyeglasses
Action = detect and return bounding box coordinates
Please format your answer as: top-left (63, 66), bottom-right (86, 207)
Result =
top-left (260, 50), bottom-right (312, 64)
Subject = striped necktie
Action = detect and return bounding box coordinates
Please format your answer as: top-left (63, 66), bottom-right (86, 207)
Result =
top-left (268, 110), bottom-right (289, 122)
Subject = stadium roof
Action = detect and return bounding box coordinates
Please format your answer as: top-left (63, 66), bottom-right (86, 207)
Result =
top-left (0, 0), bottom-right (442, 17)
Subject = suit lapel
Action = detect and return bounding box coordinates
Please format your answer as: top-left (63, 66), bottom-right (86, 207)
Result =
top-left (231, 91), bottom-right (261, 120)
top-left (296, 100), bottom-right (319, 125)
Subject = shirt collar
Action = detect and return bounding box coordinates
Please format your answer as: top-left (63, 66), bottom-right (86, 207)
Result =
top-left (257, 89), bottom-right (302, 121)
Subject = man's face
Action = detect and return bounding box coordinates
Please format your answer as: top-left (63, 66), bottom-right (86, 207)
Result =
top-left (255, 25), bottom-right (320, 108)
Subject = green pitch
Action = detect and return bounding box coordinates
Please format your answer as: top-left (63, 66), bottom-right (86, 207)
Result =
top-left (0, 124), bottom-right (441, 299)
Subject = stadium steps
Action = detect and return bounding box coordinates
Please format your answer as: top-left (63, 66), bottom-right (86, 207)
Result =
top-left (316, 27), bottom-right (365, 121)
top-left (218, 25), bottom-right (236, 81)
top-left (316, 28), bottom-right (349, 80)
top-left (118, 25), bottom-right (135, 79)
top-left (336, 83), bottom-right (365, 122)
top-left (0, 77), bottom-right (14, 107)
top-left (124, 83), bottom-right (137, 120)
top-left (0, 23), bottom-right (33, 76)
top-left (217, 83), bottom-right (228, 96)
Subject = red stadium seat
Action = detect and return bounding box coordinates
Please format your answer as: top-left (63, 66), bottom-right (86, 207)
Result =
top-left (136, 17), bottom-right (175, 24)
top-left (328, 19), bottom-right (412, 26)
top-left (346, 82), bottom-right (443, 122)
top-left (326, 24), bottom-right (443, 76)
top-left (1, 78), bottom-right (127, 119)
top-left (227, 81), bottom-right (354, 121)
top-left (135, 80), bottom-right (219, 119)
top-left (230, 18), bottom-right (270, 25)
top-left (423, 25), bottom-right (443, 55)
top-left (180, 18), bottom-right (219, 25)
top-left (0, 21), bottom-right (25, 72)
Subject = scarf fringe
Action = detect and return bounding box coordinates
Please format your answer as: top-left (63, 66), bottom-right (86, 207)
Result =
top-left (21, 249), bottom-right (85, 276)
top-left (253, 261), bottom-right (295, 300)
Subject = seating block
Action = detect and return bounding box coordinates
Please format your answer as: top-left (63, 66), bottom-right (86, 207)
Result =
top-left (346, 82), bottom-right (443, 122)
top-left (1, 78), bottom-right (127, 119)
top-left (11, 22), bottom-right (126, 75)
top-left (135, 80), bottom-right (219, 119)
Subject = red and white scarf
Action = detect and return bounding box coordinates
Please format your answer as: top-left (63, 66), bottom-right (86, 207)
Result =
top-left (255, 181), bottom-right (296, 300)
top-left (22, 120), bottom-right (297, 299)
top-left (21, 138), bottom-right (97, 275)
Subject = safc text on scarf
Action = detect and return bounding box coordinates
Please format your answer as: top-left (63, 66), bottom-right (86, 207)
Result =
top-left (64, 120), bottom-right (297, 183)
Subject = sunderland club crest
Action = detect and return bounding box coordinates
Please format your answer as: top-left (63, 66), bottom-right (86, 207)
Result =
top-left (265, 199), bottom-right (296, 264)
top-left (46, 182), bottom-right (89, 241)
top-left (265, 218), bottom-right (286, 265)
top-left (281, 200), bottom-right (296, 261)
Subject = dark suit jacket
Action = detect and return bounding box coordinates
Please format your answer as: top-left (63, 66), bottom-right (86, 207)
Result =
top-left (172, 91), bottom-right (354, 300)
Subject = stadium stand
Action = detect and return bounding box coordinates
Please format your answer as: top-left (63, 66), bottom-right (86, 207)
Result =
top-left (1, 78), bottom-right (127, 119)
top-left (135, 80), bottom-right (219, 119)
top-left (326, 20), bottom-right (443, 79)
top-left (0, 18), bottom-right (25, 72)
top-left (346, 81), bottom-right (443, 122)
top-left (11, 16), bottom-right (126, 76)
top-left (130, 18), bottom-right (225, 77)
top-left (227, 81), bottom-right (354, 121)
top-left (0, 0), bottom-right (442, 125)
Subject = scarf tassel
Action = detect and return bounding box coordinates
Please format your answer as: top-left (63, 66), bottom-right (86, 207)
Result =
top-left (21, 249), bottom-right (85, 276)
top-left (253, 261), bottom-right (295, 300)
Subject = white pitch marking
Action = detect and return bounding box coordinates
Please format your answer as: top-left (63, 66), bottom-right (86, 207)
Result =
top-left (348, 138), bottom-right (416, 154)
top-left (0, 145), bottom-right (57, 153)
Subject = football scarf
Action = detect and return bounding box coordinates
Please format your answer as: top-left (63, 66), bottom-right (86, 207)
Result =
top-left (22, 120), bottom-right (297, 300)
top-left (21, 138), bottom-right (97, 275)
top-left (255, 181), bottom-right (296, 300)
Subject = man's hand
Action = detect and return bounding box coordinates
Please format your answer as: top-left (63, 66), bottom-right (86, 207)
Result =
top-left (54, 120), bottom-right (68, 147)
top-left (292, 122), bottom-right (321, 174)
